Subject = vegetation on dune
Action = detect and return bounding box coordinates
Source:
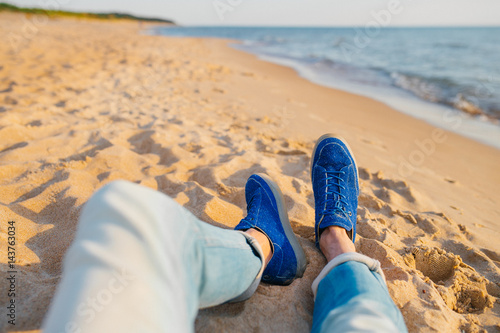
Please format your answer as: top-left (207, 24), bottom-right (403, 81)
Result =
top-left (0, 2), bottom-right (175, 24)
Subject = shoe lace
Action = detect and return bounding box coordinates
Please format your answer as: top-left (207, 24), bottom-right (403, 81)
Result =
top-left (243, 195), bottom-right (259, 222)
top-left (320, 170), bottom-right (350, 219)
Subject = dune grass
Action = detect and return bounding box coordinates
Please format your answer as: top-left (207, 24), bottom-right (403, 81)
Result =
top-left (0, 2), bottom-right (175, 24)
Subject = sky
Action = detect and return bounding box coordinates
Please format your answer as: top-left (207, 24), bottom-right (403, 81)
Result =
top-left (6, 0), bottom-right (500, 26)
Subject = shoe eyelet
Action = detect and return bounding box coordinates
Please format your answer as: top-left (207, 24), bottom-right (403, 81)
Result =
top-left (348, 211), bottom-right (352, 216)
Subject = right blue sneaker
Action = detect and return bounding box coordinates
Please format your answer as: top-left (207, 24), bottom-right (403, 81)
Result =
top-left (311, 134), bottom-right (359, 248)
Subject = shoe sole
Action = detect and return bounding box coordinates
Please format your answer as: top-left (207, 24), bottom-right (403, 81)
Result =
top-left (255, 173), bottom-right (307, 279)
top-left (310, 133), bottom-right (359, 183)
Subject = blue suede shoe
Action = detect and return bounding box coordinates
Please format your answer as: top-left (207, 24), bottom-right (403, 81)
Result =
top-left (311, 134), bottom-right (359, 248)
top-left (235, 174), bottom-right (307, 285)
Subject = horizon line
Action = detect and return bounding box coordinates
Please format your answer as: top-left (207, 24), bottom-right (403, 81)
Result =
top-left (169, 24), bottom-right (500, 28)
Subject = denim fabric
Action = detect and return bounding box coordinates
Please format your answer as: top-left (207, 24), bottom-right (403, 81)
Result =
top-left (312, 136), bottom-right (359, 246)
top-left (43, 181), bottom-right (264, 333)
top-left (235, 174), bottom-right (305, 285)
top-left (43, 180), bottom-right (406, 333)
top-left (312, 257), bottom-right (408, 333)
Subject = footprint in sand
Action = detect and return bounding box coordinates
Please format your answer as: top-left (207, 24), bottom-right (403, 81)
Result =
top-left (4, 95), bottom-right (18, 105)
top-left (371, 171), bottom-right (417, 204)
top-left (361, 138), bottom-right (387, 151)
top-left (404, 246), bottom-right (496, 314)
top-left (444, 177), bottom-right (458, 184)
top-left (358, 168), bottom-right (420, 207)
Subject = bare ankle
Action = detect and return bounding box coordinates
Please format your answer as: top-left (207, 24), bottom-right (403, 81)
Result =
top-left (319, 226), bottom-right (356, 262)
top-left (245, 228), bottom-right (273, 266)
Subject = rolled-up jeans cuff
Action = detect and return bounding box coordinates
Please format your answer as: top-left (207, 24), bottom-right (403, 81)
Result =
top-left (311, 252), bottom-right (386, 299)
top-left (228, 231), bottom-right (266, 303)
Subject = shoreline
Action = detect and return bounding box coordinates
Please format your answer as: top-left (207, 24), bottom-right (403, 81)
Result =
top-left (251, 50), bottom-right (500, 150)
top-left (1, 14), bottom-right (499, 332)
top-left (151, 27), bottom-right (500, 150)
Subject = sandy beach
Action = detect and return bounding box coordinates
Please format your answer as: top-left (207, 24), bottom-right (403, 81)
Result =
top-left (1, 13), bottom-right (499, 332)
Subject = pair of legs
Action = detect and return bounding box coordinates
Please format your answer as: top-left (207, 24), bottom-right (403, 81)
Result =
top-left (43, 135), bottom-right (407, 332)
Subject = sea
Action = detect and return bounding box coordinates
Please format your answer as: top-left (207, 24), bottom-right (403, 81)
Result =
top-left (150, 27), bottom-right (500, 149)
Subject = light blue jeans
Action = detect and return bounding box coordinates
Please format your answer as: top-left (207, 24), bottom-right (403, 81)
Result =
top-left (311, 253), bottom-right (407, 332)
top-left (43, 181), bottom-right (407, 332)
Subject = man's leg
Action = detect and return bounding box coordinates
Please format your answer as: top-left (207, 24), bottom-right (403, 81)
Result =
top-left (310, 134), bottom-right (408, 332)
top-left (42, 180), bottom-right (266, 333)
top-left (311, 227), bottom-right (407, 333)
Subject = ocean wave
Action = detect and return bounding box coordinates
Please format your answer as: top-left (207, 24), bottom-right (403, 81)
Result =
top-left (453, 94), bottom-right (485, 116)
top-left (311, 58), bottom-right (336, 67)
top-left (389, 72), bottom-right (498, 119)
top-left (433, 42), bottom-right (467, 49)
top-left (391, 72), bottom-right (443, 103)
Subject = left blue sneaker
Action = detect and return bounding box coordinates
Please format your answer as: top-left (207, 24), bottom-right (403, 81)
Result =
top-left (235, 174), bottom-right (307, 285)
top-left (311, 134), bottom-right (359, 248)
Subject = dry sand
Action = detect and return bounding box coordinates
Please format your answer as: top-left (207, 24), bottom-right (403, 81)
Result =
top-left (0, 13), bottom-right (499, 332)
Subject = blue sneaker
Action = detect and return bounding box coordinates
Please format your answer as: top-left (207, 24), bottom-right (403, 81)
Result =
top-left (235, 174), bottom-right (307, 285)
top-left (311, 134), bottom-right (359, 248)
